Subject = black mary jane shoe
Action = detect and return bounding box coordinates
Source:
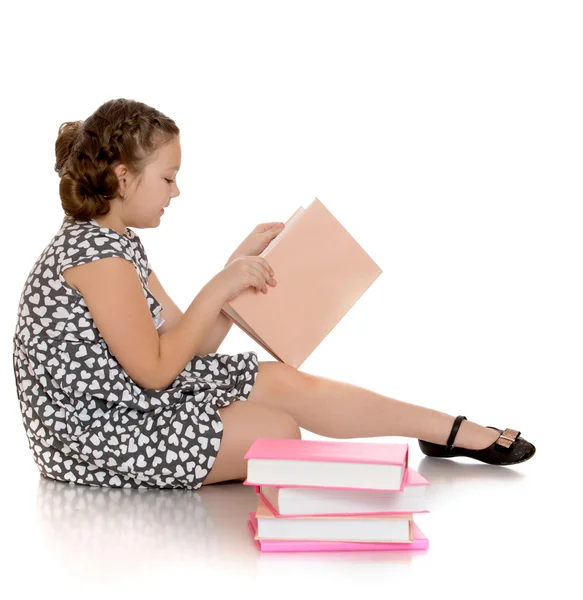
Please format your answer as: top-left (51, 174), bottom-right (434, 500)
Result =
top-left (418, 415), bottom-right (536, 466)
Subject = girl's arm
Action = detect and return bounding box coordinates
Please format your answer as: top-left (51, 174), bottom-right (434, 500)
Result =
top-left (148, 270), bottom-right (233, 355)
top-left (197, 310), bottom-right (233, 355)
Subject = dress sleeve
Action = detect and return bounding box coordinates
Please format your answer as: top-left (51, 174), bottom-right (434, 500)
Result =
top-left (127, 230), bottom-right (153, 282)
top-left (61, 230), bottom-right (136, 276)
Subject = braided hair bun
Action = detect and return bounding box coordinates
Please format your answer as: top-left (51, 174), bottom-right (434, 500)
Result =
top-left (55, 98), bottom-right (180, 221)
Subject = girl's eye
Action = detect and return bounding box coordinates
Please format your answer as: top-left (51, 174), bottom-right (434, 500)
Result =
top-left (165, 178), bottom-right (174, 183)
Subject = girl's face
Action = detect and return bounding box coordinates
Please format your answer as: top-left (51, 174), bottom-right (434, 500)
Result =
top-left (120, 136), bottom-right (182, 229)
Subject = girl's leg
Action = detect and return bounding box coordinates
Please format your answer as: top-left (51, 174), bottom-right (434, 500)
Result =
top-left (246, 361), bottom-right (500, 450)
top-left (202, 401), bottom-right (301, 485)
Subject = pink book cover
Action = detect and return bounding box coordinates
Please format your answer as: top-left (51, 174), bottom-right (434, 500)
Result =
top-left (255, 466), bottom-right (429, 517)
top-left (247, 512), bottom-right (429, 552)
top-left (220, 197), bottom-right (383, 369)
top-left (243, 438), bottom-right (408, 491)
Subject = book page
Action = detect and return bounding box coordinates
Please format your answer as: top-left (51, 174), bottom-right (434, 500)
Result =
top-left (260, 206), bottom-right (305, 257)
top-left (220, 305), bottom-right (285, 362)
top-left (222, 202), bottom-right (306, 363)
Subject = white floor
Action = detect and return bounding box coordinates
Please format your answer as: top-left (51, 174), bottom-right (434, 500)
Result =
top-left (3, 432), bottom-right (571, 600)
top-left (3, 2), bottom-right (581, 597)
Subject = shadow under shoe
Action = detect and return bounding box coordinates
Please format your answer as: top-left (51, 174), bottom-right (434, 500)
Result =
top-left (418, 416), bottom-right (536, 466)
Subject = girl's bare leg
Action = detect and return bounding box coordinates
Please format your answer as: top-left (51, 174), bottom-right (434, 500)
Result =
top-left (245, 361), bottom-right (500, 450)
top-left (202, 401), bottom-right (301, 485)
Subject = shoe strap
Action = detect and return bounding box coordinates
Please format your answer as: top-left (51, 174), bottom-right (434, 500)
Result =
top-left (446, 415), bottom-right (467, 450)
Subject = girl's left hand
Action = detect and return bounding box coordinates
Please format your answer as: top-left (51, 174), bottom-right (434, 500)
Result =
top-left (225, 222), bottom-right (285, 266)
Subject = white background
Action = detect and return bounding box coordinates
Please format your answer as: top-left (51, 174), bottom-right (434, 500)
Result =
top-left (1, 1), bottom-right (581, 597)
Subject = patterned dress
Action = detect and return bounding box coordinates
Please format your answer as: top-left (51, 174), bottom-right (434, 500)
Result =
top-left (12, 216), bottom-right (259, 489)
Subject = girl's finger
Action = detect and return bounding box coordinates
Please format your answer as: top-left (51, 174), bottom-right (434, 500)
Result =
top-left (248, 262), bottom-right (273, 288)
top-left (249, 257), bottom-right (274, 280)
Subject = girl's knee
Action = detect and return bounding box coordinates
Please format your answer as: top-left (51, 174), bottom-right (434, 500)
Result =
top-left (248, 360), bottom-right (315, 406)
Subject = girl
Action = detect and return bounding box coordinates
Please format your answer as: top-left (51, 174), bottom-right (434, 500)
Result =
top-left (12, 98), bottom-right (535, 490)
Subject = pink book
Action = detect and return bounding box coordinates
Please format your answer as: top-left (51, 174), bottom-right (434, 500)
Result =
top-left (221, 198), bottom-right (383, 368)
top-left (244, 438), bottom-right (409, 491)
top-left (247, 512), bottom-right (429, 552)
top-left (256, 466), bottom-right (429, 517)
top-left (253, 495), bottom-right (415, 542)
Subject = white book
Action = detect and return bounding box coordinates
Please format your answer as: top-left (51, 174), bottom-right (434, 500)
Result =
top-left (254, 497), bottom-right (414, 543)
top-left (258, 467), bottom-right (428, 516)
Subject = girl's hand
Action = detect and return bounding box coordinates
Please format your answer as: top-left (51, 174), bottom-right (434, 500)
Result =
top-left (225, 222), bottom-right (284, 266)
top-left (211, 256), bottom-right (277, 303)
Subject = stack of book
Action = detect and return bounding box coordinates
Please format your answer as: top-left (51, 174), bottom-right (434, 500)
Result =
top-left (243, 437), bottom-right (429, 552)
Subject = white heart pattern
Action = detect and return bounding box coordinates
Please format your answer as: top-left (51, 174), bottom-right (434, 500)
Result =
top-left (13, 217), bottom-right (260, 491)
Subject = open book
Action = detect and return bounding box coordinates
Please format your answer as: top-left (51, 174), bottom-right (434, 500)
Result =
top-left (221, 198), bottom-right (383, 368)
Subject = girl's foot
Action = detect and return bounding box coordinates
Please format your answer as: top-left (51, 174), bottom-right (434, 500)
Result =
top-left (455, 422), bottom-right (500, 450)
top-left (418, 415), bottom-right (536, 465)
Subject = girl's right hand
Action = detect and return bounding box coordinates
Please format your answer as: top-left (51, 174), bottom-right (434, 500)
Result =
top-left (210, 256), bottom-right (277, 303)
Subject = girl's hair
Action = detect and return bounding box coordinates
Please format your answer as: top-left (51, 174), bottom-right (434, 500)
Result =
top-left (55, 98), bottom-right (180, 221)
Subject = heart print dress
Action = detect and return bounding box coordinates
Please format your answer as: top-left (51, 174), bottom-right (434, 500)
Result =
top-left (12, 216), bottom-right (259, 489)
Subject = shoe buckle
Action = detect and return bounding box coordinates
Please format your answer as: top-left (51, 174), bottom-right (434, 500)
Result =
top-left (496, 428), bottom-right (520, 448)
